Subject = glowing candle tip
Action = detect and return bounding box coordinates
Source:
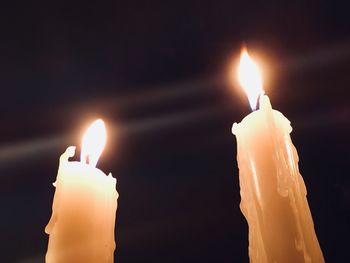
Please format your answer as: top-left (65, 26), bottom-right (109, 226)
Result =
top-left (81, 119), bottom-right (106, 167)
top-left (238, 48), bottom-right (264, 110)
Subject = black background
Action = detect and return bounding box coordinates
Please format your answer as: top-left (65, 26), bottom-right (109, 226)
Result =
top-left (0, 1), bottom-right (349, 262)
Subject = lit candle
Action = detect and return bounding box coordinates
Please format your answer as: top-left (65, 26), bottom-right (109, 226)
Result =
top-left (232, 49), bottom-right (324, 262)
top-left (45, 119), bottom-right (118, 263)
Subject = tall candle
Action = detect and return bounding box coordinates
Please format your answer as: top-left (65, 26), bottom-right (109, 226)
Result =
top-left (232, 49), bottom-right (324, 262)
top-left (45, 119), bottom-right (118, 263)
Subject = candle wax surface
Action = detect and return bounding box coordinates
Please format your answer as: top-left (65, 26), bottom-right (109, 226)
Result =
top-left (45, 146), bottom-right (118, 263)
top-left (232, 95), bottom-right (324, 263)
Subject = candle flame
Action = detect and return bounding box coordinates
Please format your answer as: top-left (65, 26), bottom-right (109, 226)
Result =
top-left (81, 119), bottom-right (106, 167)
top-left (238, 48), bottom-right (264, 110)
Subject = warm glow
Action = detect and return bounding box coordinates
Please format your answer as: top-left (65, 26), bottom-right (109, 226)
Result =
top-left (238, 48), bottom-right (264, 110)
top-left (81, 119), bottom-right (106, 167)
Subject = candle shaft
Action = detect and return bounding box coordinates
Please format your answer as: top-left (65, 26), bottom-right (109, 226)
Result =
top-left (232, 96), bottom-right (324, 263)
top-left (45, 147), bottom-right (118, 263)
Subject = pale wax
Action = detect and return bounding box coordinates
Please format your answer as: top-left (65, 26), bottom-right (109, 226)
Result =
top-left (232, 95), bottom-right (324, 263)
top-left (45, 146), bottom-right (118, 263)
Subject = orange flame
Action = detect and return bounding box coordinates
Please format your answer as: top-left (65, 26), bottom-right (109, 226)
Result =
top-left (238, 48), bottom-right (264, 110)
top-left (81, 119), bottom-right (106, 167)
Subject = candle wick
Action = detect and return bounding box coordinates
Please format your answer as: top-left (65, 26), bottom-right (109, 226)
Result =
top-left (85, 155), bottom-right (91, 165)
top-left (255, 92), bottom-right (265, 110)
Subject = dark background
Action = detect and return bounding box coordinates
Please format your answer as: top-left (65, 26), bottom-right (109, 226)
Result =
top-left (0, 1), bottom-right (349, 262)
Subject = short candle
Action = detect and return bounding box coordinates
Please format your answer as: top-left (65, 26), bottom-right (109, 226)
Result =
top-left (45, 119), bottom-right (118, 263)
